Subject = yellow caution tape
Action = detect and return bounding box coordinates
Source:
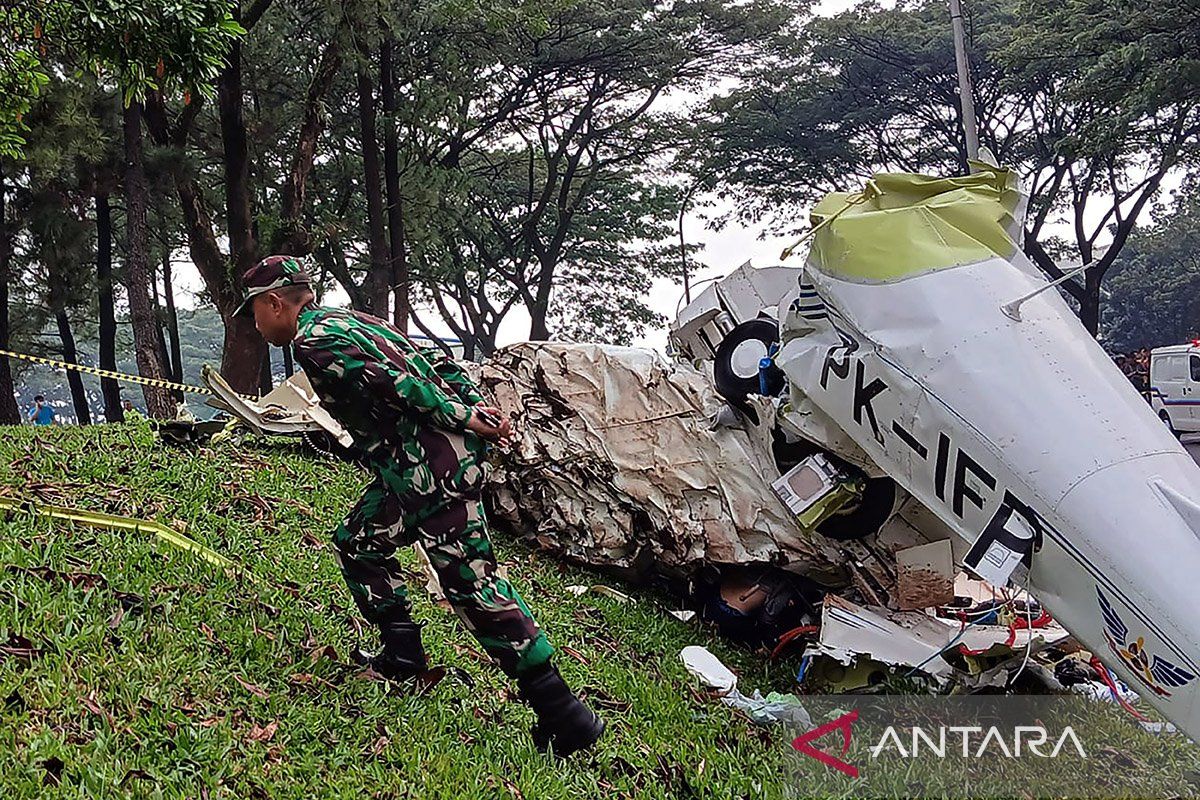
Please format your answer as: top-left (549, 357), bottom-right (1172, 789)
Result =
top-left (0, 347), bottom-right (212, 396)
top-left (0, 496), bottom-right (236, 570)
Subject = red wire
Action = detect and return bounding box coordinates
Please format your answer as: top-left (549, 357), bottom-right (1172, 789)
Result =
top-left (958, 605), bottom-right (1054, 657)
top-left (1090, 656), bottom-right (1150, 722)
top-left (770, 625), bottom-right (819, 661)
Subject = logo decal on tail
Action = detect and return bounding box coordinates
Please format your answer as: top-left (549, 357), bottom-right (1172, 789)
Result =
top-left (1097, 588), bottom-right (1195, 697)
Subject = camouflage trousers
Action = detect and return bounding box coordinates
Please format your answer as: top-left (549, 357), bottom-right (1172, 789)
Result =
top-left (331, 430), bottom-right (553, 678)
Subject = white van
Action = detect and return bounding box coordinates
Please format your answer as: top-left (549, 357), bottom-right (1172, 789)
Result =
top-left (1150, 344), bottom-right (1200, 434)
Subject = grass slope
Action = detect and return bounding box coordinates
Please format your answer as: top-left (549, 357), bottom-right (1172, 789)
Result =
top-left (0, 423), bottom-right (799, 799)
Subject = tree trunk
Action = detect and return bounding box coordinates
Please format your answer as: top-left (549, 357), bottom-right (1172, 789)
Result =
top-left (1080, 272), bottom-right (1102, 337)
top-left (213, 30), bottom-right (267, 393)
top-left (529, 265), bottom-right (554, 340)
top-left (162, 251), bottom-right (184, 388)
top-left (95, 193), bottom-right (124, 422)
top-left (122, 101), bottom-right (175, 419)
top-left (274, 39), bottom-right (343, 255)
top-left (0, 169), bottom-right (19, 425)
top-left (218, 38), bottom-right (257, 280)
top-left (55, 310), bottom-right (91, 425)
top-left (282, 344), bottom-right (294, 377)
top-left (150, 255), bottom-right (174, 383)
top-left (380, 39), bottom-right (409, 331)
top-left (356, 63), bottom-right (391, 317)
top-left (144, 31), bottom-right (341, 395)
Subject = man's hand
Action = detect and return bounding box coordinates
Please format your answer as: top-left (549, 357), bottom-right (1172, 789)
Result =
top-left (467, 405), bottom-right (513, 445)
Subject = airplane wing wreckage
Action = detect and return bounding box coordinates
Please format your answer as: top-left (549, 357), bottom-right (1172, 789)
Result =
top-left (206, 167), bottom-right (1200, 740)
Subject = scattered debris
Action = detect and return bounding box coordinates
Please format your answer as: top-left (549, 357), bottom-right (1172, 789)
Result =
top-left (680, 645), bottom-right (811, 727)
top-left (478, 342), bottom-right (856, 584)
top-left (202, 366), bottom-right (353, 448)
top-left (153, 418), bottom-right (231, 446)
top-left (894, 540), bottom-right (955, 610)
top-left (565, 585), bottom-right (632, 604)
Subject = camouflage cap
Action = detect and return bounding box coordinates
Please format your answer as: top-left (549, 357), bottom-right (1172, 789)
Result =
top-left (235, 255), bottom-right (313, 317)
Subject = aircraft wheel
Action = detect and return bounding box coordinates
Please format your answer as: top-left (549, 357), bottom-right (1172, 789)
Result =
top-left (816, 476), bottom-right (897, 541)
top-left (714, 318), bottom-right (785, 403)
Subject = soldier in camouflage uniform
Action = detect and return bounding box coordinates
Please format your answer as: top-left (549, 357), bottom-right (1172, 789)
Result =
top-left (237, 255), bottom-right (604, 757)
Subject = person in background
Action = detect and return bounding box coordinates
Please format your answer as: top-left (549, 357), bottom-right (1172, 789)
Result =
top-left (27, 395), bottom-right (56, 426)
top-left (1133, 348), bottom-right (1151, 397)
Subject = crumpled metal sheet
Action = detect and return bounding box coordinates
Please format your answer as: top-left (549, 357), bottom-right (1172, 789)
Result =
top-left (202, 366), bottom-right (353, 447)
top-left (477, 342), bottom-right (850, 583)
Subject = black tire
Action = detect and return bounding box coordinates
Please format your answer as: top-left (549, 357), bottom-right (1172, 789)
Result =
top-left (713, 318), bottom-right (785, 403)
top-left (1160, 410), bottom-right (1181, 439)
top-left (816, 475), bottom-right (898, 541)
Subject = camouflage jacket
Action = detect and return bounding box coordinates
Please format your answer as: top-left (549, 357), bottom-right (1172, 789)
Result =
top-left (292, 305), bottom-right (484, 460)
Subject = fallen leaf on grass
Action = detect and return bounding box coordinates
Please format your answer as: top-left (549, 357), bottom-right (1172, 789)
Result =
top-left (472, 702), bottom-right (505, 725)
top-left (366, 735), bottom-right (389, 757)
top-left (199, 623), bottom-right (232, 654)
top-left (108, 606), bottom-right (125, 629)
top-left (582, 686), bottom-right (631, 714)
top-left (288, 673), bottom-right (337, 690)
top-left (309, 644), bottom-right (338, 664)
top-left (7, 565), bottom-right (107, 590)
top-left (486, 775), bottom-right (524, 799)
top-left (26, 482), bottom-right (68, 503)
top-left (0, 633), bottom-right (45, 663)
top-left (233, 675), bottom-right (269, 699)
top-left (120, 769), bottom-right (153, 786)
top-left (254, 600), bottom-right (280, 618)
top-left (1096, 745), bottom-right (1143, 770)
top-left (80, 690), bottom-right (112, 725)
top-left (113, 591), bottom-right (146, 613)
top-left (561, 645), bottom-right (588, 665)
top-left (450, 642), bottom-right (491, 664)
top-left (247, 721), bottom-right (279, 743)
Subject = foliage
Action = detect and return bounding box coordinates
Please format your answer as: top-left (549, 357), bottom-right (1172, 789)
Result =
top-left (1102, 185), bottom-right (1200, 351)
top-left (0, 48), bottom-right (49, 159)
top-left (407, 0), bottom-right (786, 346)
top-left (0, 0), bottom-right (243, 155)
top-left (689, 0), bottom-right (1200, 335)
top-left (1001, 0), bottom-right (1200, 143)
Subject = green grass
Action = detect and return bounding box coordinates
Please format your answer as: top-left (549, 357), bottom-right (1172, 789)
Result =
top-left (0, 422), bottom-right (799, 799)
top-left (3, 423), bottom-right (1198, 799)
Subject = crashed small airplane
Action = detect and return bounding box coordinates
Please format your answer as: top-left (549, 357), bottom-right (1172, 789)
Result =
top-left (204, 166), bottom-right (1200, 741)
top-left (671, 167), bottom-right (1200, 739)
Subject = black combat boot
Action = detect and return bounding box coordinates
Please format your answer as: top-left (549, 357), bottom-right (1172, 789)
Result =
top-left (365, 620), bottom-right (445, 691)
top-left (517, 662), bottom-right (605, 757)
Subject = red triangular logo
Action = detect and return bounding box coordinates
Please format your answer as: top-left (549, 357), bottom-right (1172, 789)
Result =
top-left (792, 709), bottom-right (859, 778)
